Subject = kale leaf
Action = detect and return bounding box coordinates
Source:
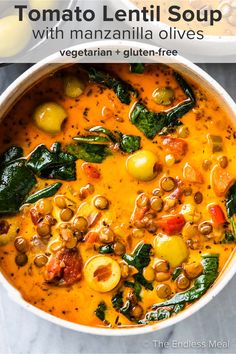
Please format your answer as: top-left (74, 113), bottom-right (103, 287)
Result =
top-left (226, 182), bottom-right (236, 236)
top-left (95, 302), bottom-right (107, 321)
top-left (133, 272), bottom-right (153, 290)
top-left (25, 182), bottom-right (62, 204)
top-left (88, 67), bottom-right (138, 104)
top-left (118, 133), bottom-right (141, 153)
top-left (130, 64), bottom-right (145, 74)
top-left (111, 292), bottom-right (133, 321)
top-left (0, 159), bottom-right (36, 214)
top-left (130, 72), bottom-right (195, 139)
top-left (172, 267), bottom-right (182, 280)
top-left (99, 244), bottom-right (114, 254)
top-left (27, 144), bottom-right (76, 181)
top-left (122, 244), bottom-right (152, 271)
top-left (0, 146), bottom-right (23, 165)
top-left (67, 142), bottom-right (111, 164)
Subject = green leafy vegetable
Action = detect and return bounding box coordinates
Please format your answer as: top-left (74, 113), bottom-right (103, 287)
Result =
top-left (95, 302), bottom-right (107, 321)
top-left (133, 272), bottom-right (153, 290)
top-left (67, 142), bottom-right (111, 164)
top-left (172, 267), bottom-right (182, 280)
top-left (143, 254), bottom-right (219, 323)
top-left (112, 291), bottom-right (124, 310)
top-left (130, 64), bottom-right (145, 74)
top-left (89, 126), bottom-right (117, 143)
top-left (222, 231), bottom-right (236, 244)
top-left (226, 182), bottom-right (236, 236)
top-left (122, 244), bottom-right (152, 271)
top-left (0, 146), bottom-right (23, 165)
top-left (27, 144), bottom-right (76, 181)
top-left (124, 281), bottom-right (142, 300)
top-left (88, 67), bottom-right (138, 104)
top-left (24, 182), bottom-right (62, 204)
top-left (111, 292), bottom-right (133, 321)
top-left (130, 72), bottom-right (195, 139)
top-left (118, 133), bottom-right (141, 153)
top-left (0, 159), bottom-right (36, 214)
top-left (73, 135), bottom-right (110, 144)
top-left (99, 244), bottom-right (114, 254)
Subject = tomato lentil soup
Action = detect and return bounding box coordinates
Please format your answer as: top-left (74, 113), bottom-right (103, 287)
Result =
top-left (0, 63), bottom-right (236, 328)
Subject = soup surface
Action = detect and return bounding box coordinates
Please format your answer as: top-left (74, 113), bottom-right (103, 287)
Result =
top-left (0, 63), bottom-right (236, 328)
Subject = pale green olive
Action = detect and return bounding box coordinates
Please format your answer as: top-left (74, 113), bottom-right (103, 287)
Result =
top-left (64, 75), bottom-right (85, 98)
top-left (154, 235), bottom-right (189, 268)
top-left (33, 102), bottom-right (67, 135)
top-left (126, 150), bottom-right (159, 181)
top-left (0, 16), bottom-right (31, 57)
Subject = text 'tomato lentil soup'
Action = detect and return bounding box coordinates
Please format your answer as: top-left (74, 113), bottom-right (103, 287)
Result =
top-left (0, 63), bottom-right (236, 328)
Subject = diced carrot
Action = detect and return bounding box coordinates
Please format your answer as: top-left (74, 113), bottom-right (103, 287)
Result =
top-left (157, 214), bottom-right (185, 235)
top-left (183, 162), bottom-right (204, 184)
top-left (82, 163), bottom-right (100, 179)
top-left (208, 204), bottom-right (226, 226)
top-left (211, 165), bottom-right (235, 197)
top-left (162, 136), bottom-right (188, 161)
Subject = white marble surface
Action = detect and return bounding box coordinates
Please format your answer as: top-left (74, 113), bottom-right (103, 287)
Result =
top-left (0, 64), bottom-right (236, 354)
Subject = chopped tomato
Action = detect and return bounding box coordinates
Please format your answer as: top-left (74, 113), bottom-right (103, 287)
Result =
top-left (84, 231), bottom-right (99, 244)
top-left (30, 207), bottom-right (43, 225)
top-left (211, 165), bottom-right (235, 197)
top-left (157, 214), bottom-right (185, 235)
top-left (208, 204), bottom-right (226, 226)
top-left (131, 206), bottom-right (149, 222)
top-left (45, 248), bottom-right (83, 286)
top-left (82, 163), bottom-right (100, 179)
top-left (183, 162), bottom-right (204, 184)
top-left (162, 136), bottom-right (188, 161)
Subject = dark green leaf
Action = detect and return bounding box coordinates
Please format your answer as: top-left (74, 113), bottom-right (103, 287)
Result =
top-left (67, 143), bottom-right (111, 164)
top-left (95, 302), bottom-right (107, 321)
top-left (73, 135), bottom-right (110, 144)
top-left (172, 267), bottom-right (182, 280)
top-left (112, 291), bottom-right (124, 310)
top-left (119, 133), bottom-right (141, 153)
top-left (0, 159), bottom-right (36, 214)
top-left (122, 244), bottom-right (152, 271)
top-left (25, 182), bottom-right (62, 204)
top-left (134, 272), bottom-right (153, 290)
top-left (124, 281), bottom-right (142, 300)
top-left (0, 146), bottom-right (23, 165)
top-left (99, 244), bottom-right (114, 254)
top-left (130, 64), bottom-right (145, 74)
top-left (27, 144), bottom-right (76, 181)
top-left (222, 231), bottom-right (236, 244)
top-left (226, 183), bottom-right (236, 218)
top-left (88, 67), bottom-right (138, 104)
top-left (89, 126), bottom-right (117, 143)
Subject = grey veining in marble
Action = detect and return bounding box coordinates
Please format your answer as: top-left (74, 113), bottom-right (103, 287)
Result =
top-left (0, 64), bottom-right (236, 354)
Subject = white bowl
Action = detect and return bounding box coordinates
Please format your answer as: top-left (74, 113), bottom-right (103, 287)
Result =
top-left (0, 40), bottom-right (236, 336)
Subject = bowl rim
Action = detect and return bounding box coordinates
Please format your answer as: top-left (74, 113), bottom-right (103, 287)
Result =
top-left (0, 40), bottom-right (236, 336)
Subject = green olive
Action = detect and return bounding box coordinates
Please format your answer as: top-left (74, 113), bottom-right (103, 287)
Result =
top-left (33, 102), bottom-right (67, 135)
top-left (126, 150), bottom-right (159, 181)
top-left (64, 75), bottom-right (85, 98)
top-left (153, 87), bottom-right (175, 106)
top-left (113, 241), bottom-right (126, 256)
